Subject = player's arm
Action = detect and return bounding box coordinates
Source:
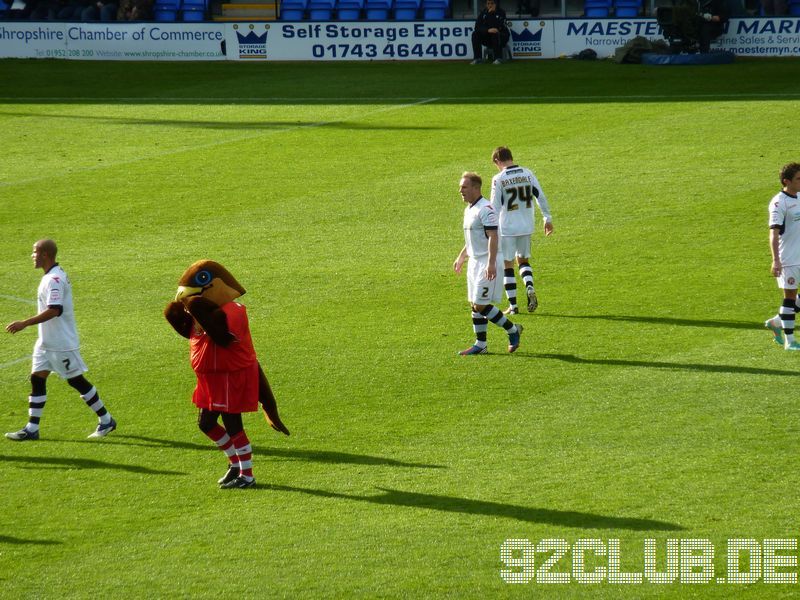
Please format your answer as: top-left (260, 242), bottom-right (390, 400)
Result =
top-left (532, 176), bottom-right (554, 235)
top-left (453, 245), bottom-right (468, 274)
top-left (490, 178), bottom-right (502, 212)
top-left (770, 226), bottom-right (782, 276)
top-left (6, 307), bottom-right (61, 334)
top-left (486, 228), bottom-right (498, 281)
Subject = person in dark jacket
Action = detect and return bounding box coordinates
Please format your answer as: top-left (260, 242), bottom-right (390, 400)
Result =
top-left (697, 0), bottom-right (728, 52)
top-left (471, 0), bottom-right (510, 64)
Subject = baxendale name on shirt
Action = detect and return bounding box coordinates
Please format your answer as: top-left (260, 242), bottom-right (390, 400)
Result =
top-left (282, 23), bottom-right (473, 42)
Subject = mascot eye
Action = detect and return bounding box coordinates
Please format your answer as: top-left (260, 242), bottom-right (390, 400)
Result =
top-left (194, 270), bottom-right (213, 286)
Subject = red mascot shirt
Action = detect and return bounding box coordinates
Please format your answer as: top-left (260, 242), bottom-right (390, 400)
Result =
top-left (189, 302), bottom-right (259, 413)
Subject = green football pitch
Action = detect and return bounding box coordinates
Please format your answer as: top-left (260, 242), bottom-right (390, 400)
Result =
top-left (1, 58), bottom-right (800, 598)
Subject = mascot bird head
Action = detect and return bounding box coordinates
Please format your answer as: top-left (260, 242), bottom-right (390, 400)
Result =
top-left (175, 260), bottom-right (245, 306)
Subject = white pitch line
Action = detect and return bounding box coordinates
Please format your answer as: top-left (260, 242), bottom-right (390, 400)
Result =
top-left (1, 92), bottom-right (799, 102)
top-left (0, 294), bottom-right (36, 305)
top-left (0, 356), bottom-right (30, 370)
top-left (0, 97), bottom-right (438, 188)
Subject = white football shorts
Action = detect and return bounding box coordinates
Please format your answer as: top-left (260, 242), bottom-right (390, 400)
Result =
top-left (32, 347), bottom-right (88, 379)
top-left (467, 255), bottom-right (503, 305)
top-left (778, 265), bottom-right (800, 290)
top-left (500, 234), bottom-right (532, 261)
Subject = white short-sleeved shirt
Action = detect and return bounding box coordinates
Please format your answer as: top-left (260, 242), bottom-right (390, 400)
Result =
top-left (35, 264), bottom-right (80, 352)
top-left (491, 165), bottom-right (552, 237)
top-left (463, 197), bottom-right (499, 258)
top-left (769, 191), bottom-right (800, 267)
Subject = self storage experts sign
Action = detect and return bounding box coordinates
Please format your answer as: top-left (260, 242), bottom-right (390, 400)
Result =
top-left (0, 22), bottom-right (225, 59)
top-left (227, 21), bottom-right (474, 61)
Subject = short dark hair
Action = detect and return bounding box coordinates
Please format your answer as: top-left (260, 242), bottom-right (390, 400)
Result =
top-left (780, 162), bottom-right (800, 185)
top-left (492, 146), bottom-right (513, 163)
top-left (461, 171), bottom-right (482, 188)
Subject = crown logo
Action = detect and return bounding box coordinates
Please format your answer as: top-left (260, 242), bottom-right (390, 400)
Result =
top-left (236, 31), bottom-right (268, 44)
top-left (510, 27), bottom-right (542, 42)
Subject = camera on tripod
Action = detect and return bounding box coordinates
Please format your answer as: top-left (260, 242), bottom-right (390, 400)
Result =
top-left (656, 0), bottom-right (727, 53)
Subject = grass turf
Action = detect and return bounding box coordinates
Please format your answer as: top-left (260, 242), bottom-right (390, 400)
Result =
top-left (1, 57), bottom-right (800, 598)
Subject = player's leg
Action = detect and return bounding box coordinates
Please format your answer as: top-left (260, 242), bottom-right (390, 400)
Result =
top-left (220, 412), bottom-right (255, 488)
top-left (198, 409), bottom-right (241, 485)
top-left (490, 32), bottom-right (503, 63)
top-left (776, 269), bottom-right (800, 350)
top-left (781, 289), bottom-right (800, 350)
top-left (459, 310), bottom-right (489, 355)
top-left (503, 262), bottom-right (518, 315)
top-left (5, 370), bottom-right (50, 441)
top-left (464, 256), bottom-right (522, 353)
top-left (470, 31), bottom-right (484, 63)
top-left (460, 259), bottom-right (491, 354)
top-left (476, 303), bottom-right (523, 353)
top-left (66, 367), bottom-right (116, 438)
top-left (500, 237), bottom-right (518, 314)
top-left (516, 236), bottom-right (538, 312)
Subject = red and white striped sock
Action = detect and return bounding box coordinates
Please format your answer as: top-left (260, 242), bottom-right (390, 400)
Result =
top-left (204, 425), bottom-right (238, 466)
top-left (230, 431), bottom-right (253, 480)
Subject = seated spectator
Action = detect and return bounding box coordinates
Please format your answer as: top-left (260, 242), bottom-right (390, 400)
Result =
top-left (470, 0), bottom-right (510, 65)
top-left (26, 0), bottom-right (62, 19)
top-left (117, 0), bottom-right (151, 19)
top-left (760, 0), bottom-right (786, 14)
top-left (81, 0), bottom-right (117, 19)
top-left (697, 0), bottom-right (728, 52)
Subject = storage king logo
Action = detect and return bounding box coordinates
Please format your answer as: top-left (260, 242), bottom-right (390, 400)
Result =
top-left (510, 21), bottom-right (544, 57)
top-left (235, 24), bottom-right (269, 59)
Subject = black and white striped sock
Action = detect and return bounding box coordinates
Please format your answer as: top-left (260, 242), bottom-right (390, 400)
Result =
top-left (519, 264), bottom-right (534, 290)
top-left (81, 387), bottom-right (111, 425)
top-left (780, 298), bottom-right (796, 345)
top-left (472, 311), bottom-right (488, 348)
top-left (27, 395), bottom-right (46, 433)
top-left (503, 268), bottom-right (517, 309)
top-left (480, 305), bottom-right (517, 333)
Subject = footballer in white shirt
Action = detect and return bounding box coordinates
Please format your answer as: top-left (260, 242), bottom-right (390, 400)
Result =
top-left (765, 163), bottom-right (800, 351)
top-left (453, 172), bottom-right (523, 355)
top-left (490, 146), bottom-right (553, 315)
top-left (4, 239), bottom-right (116, 440)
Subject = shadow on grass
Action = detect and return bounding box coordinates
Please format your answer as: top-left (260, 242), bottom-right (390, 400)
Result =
top-left (0, 454), bottom-right (184, 476)
top-left (262, 484), bottom-right (684, 531)
top-left (540, 313), bottom-right (759, 331)
top-left (529, 353), bottom-right (799, 377)
top-left (110, 435), bottom-right (445, 469)
top-left (0, 111), bottom-right (444, 131)
top-left (0, 534), bottom-right (62, 545)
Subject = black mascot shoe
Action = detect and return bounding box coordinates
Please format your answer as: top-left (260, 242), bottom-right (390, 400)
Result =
top-left (218, 466), bottom-right (240, 486)
top-left (221, 476), bottom-right (255, 489)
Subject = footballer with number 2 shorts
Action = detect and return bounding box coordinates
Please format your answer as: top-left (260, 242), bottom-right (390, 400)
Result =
top-left (453, 171), bottom-right (522, 355)
top-left (765, 162), bottom-right (800, 351)
top-left (5, 239), bottom-right (116, 441)
top-left (490, 146), bottom-right (553, 315)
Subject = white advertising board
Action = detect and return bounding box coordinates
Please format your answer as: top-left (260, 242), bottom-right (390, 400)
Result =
top-left (0, 22), bottom-right (225, 59)
top-left (0, 18), bottom-right (798, 61)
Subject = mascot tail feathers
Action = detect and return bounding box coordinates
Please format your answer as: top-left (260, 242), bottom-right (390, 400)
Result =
top-left (258, 363), bottom-right (290, 436)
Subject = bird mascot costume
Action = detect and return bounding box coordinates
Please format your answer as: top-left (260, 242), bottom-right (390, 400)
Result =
top-left (164, 260), bottom-right (289, 489)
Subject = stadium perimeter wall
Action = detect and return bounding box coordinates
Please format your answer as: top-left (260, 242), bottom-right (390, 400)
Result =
top-left (1, 17), bottom-right (799, 60)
